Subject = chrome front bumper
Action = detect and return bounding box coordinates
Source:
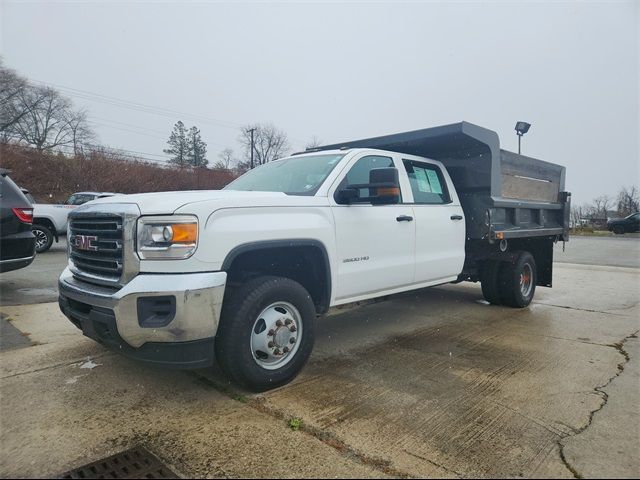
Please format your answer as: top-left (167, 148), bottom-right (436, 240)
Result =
top-left (58, 267), bottom-right (226, 348)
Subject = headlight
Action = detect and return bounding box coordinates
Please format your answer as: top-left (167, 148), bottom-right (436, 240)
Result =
top-left (137, 215), bottom-right (198, 259)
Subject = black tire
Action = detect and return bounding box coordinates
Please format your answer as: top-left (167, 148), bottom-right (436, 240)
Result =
top-left (215, 276), bottom-right (316, 392)
top-left (480, 260), bottom-right (502, 305)
top-left (498, 251), bottom-right (537, 308)
top-left (613, 226), bottom-right (625, 235)
top-left (32, 224), bottom-right (54, 253)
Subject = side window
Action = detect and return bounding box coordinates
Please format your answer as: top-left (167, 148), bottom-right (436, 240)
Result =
top-left (66, 194), bottom-right (92, 205)
top-left (342, 155), bottom-right (394, 199)
top-left (403, 160), bottom-right (451, 204)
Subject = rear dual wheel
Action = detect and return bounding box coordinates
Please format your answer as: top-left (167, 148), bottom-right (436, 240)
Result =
top-left (481, 251), bottom-right (537, 308)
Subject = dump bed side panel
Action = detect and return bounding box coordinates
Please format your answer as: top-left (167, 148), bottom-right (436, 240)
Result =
top-left (500, 150), bottom-right (565, 203)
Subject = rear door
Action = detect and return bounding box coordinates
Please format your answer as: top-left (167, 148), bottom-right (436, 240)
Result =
top-left (401, 159), bottom-right (465, 283)
top-left (330, 153), bottom-right (415, 302)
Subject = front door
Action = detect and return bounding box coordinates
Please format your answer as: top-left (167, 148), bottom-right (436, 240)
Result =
top-left (330, 154), bottom-right (415, 302)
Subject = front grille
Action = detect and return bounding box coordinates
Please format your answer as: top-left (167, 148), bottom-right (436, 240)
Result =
top-left (69, 215), bottom-right (123, 283)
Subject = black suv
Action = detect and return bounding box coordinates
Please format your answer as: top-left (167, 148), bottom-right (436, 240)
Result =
top-left (607, 213), bottom-right (640, 235)
top-left (0, 169), bottom-right (36, 272)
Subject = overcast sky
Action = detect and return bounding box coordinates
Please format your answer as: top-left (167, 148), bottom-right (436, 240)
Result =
top-left (1, 0), bottom-right (638, 205)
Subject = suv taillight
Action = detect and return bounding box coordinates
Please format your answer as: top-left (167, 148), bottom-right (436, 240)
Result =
top-left (12, 207), bottom-right (33, 224)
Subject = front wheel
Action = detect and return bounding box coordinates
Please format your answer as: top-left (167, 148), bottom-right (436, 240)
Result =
top-left (613, 226), bottom-right (625, 235)
top-left (498, 251), bottom-right (537, 308)
top-left (32, 224), bottom-right (54, 253)
top-left (215, 276), bottom-right (316, 392)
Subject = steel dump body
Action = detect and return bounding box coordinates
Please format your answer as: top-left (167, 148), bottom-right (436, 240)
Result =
top-left (315, 121), bottom-right (570, 243)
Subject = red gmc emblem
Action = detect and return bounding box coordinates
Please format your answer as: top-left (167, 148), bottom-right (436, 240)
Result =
top-left (74, 235), bottom-right (99, 251)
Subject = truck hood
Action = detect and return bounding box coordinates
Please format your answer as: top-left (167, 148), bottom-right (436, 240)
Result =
top-left (87, 190), bottom-right (316, 215)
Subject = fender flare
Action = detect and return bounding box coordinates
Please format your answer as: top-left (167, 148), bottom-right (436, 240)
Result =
top-left (221, 239), bottom-right (332, 314)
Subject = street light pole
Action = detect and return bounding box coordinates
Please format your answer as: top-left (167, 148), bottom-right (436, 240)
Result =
top-left (514, 122), bottom-right (531, 155)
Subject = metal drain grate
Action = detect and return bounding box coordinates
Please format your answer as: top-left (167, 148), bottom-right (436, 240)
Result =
top-left (58, 446), bottom-right (178, 479)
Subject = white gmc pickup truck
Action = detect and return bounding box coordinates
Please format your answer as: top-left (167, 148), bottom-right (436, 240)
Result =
top-left (58, 122), bottom-right (570, 391)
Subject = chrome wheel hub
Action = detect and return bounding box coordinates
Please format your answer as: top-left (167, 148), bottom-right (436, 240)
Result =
top-left (520, 263), bottom-right (533, 297)
top-left (251, 302), bottom-right (301, 370)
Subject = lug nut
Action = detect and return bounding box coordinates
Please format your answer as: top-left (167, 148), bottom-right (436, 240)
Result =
top-left (274, 348), bottom-right (281, 355)
top-left (268, 329), bottom-right (275, 336)
top-left (283, 347), bottom-right (289, 353)
top-left (289, 337), bottom-right (296, 344)
top-left (289, 326), bottom-right (297, 333)
top-left (276, 320), bottom-right (283, 327)
top-left (268, 341), bottom-right (274, 348)
top-left (285, 319), bottom-right (292, 326)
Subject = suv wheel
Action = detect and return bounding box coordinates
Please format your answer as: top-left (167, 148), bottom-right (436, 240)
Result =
top-left (32, 224), bottom-right (54, 253)
top-left (215, 276), bottom-right (316, 392)
top-left (613, 225), bottom-right (625, 235)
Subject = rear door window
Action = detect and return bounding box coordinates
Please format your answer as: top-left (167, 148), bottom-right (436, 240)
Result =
top-left (403, 160), bottom-right (451, 204)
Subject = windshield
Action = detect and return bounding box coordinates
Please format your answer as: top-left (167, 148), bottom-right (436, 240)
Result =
top-left (224, 154), bottom-right (345, 195)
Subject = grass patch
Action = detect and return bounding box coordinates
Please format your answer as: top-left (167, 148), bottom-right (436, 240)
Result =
top-left (288, 417), bottom-right (303, 431)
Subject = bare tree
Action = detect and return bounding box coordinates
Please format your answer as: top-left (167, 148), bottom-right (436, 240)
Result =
top-left (8, 85), bottom-right (92, 151)
top-left (2, 61), bottom-right (95, 153)
top-left (214, 148), bottom-right (236, 170)
top-left (0, 60), bottom-right (34, 133)
top-left (305, 135), bottom-right (322, 150)
top-left (592, 195), bottom-right (613, 219)
top-left (239, 123), bottom-right (290, 166)
top-left (67, 110), bottom-right (97, 155)
top-left (616, 186), bottom-right (639, 217)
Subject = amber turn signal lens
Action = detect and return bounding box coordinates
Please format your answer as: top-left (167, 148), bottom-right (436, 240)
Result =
top-left (377, 187), bottom-right (400, 197)
top-left (171, 223), bottom-right (198, 243)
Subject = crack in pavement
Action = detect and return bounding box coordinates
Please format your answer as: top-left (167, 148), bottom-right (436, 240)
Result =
top-left (533, 302), bottom-right (636, 316)
top-left (556, 330), bottom-right (638, 479)
top-left (187, 370), bottom-right (415, 479)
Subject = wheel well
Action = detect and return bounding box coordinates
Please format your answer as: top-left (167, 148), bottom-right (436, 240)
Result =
top-left (223, 242), bottom-right (331, 315)
top-left (33, 218), bottom-right (55, 233)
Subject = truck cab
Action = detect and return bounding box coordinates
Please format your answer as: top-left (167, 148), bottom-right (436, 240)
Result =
top-left (58, 122), bottom-right (570, 391)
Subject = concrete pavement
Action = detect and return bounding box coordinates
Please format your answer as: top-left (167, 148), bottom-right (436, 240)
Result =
top-left (1, 260), bottom-right (638, 478)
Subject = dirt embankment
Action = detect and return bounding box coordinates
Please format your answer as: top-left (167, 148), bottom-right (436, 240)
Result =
top-left (0, 143), bottom-right (237, 203)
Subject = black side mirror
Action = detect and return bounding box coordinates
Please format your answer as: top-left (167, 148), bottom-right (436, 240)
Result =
top-left (368, 167), bottom-right (400, 205)
top-left (336, 167), bottom-right (401, 205)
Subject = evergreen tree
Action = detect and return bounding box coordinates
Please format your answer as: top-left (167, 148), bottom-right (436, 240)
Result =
top-left (186, 125), bottom-right (208, 167)
top-left (163, 121), bottom-right (188, 166)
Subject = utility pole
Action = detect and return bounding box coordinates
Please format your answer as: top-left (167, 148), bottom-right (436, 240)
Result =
top-left (247, 128), bottom-right (257, 169)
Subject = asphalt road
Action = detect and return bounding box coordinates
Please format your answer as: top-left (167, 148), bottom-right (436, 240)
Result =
top-left (555, 233), bottom-right (640, 268)
top-left (0, 235), bottom-right (639, 478)
top-left (0, 237), bottom-right (67, 306)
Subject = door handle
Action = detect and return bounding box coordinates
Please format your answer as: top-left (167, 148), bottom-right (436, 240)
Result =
top-left (396, 215), bottom-right (413, 222)
top-left (450, 215), bottom-right (463, 220)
